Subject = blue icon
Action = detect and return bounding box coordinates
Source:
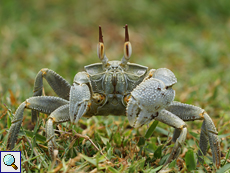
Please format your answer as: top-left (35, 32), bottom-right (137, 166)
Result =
top-left (3, 154), bottom-right (18, 170)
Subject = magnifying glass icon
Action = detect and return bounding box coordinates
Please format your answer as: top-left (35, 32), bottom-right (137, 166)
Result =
top-left (3, 154), bottom-right (18, 170)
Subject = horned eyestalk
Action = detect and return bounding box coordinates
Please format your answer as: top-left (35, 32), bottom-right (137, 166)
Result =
top-left (121, 24), bottom-right (132, 67)
top-left (97, 26), bottom-right (109, 68)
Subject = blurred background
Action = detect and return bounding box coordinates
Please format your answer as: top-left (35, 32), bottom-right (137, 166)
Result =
top-left (0, 0), bottom-right (230, 171)
top-left (1, 1), bottom-right (230, 110)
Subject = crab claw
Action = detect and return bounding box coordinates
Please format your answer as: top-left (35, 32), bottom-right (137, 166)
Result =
top-left (127, 96), bottom-right (158, 128)
top-left (126, 71), bottom-right (176, 127)
top-left (152, 68), bottom-right (177, 87)
top-left (69, 72), bottom-right (91, 124)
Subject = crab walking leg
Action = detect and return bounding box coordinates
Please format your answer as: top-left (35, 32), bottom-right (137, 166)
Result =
top-left (46, 104), bottom-right (107, 160)
top-left (7, 96), bottom-right (69, 150)
top-left (33, 68), bottom-right (71, 99)
top-left (32, 68), bottom-right (71, 123)
top-left (155, 109), bottom-right (187, 165)
top-left (46, 104), bottom-right (69, 160)
top-left (172, 126), bottom-right (209, 163)
top-left (166, 101), bottom-right (220, 168)
top-left (70, 72), bottom-right (91, 124)
top-left (198, 120), bottom-right (209, 163)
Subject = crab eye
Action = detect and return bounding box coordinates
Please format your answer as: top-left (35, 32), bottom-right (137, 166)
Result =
top-left (97, 42), bottom-right (105, 60)
top-left (124, 41), bottom-right (132, 60)
top-left (97, 25), bottom-right (109, 67)
top-left (120, 24), bottom-right (132, 67)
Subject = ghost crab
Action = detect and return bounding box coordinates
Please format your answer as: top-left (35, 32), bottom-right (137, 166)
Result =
top-left (7, 25), bottom-right (220, 168)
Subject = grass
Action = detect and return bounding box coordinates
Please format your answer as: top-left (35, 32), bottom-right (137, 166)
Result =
top-left (0, 0), bottom-right (230, 172)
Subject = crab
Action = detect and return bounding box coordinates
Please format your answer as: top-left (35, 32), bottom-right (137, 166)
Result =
top-left (7, 25), bottom-right (220, 168)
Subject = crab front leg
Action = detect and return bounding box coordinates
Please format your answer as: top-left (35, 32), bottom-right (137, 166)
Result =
top-left (32, 68), bottom-right (71, 123)
top-left (166, 102), bottom-right (221, 168)
top-left (155, 110), bottom-right (188, 165)
top-left (7, 96), bottom-right (69, 150)
top-left (127, 96), bottom-right (187, 165)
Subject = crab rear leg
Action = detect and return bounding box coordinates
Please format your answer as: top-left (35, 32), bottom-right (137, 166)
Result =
top-left (166, 101), bottom-right (220, 168)
top-left (32, 68), bottom-right (71, 123)
top-left (7, 96), bottom-right (69, 150)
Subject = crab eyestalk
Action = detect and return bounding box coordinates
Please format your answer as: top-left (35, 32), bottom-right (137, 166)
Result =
top-left (120, 24), bottom-right (132, 67)
top-left (97, 26), bottom-right (109, 68)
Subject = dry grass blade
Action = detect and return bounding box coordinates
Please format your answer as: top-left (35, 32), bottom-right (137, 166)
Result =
top-left (73, 130), bottom-right (109, 161)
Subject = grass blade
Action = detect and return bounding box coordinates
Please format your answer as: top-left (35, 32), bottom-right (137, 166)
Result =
top-left (185, 149), bottom-right (196, 171)
top-left (216, 163), bottom-right (230, 173)
top-left (145, 121), bottom-right (159, 139)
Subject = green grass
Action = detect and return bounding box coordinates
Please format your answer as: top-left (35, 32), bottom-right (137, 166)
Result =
top-left (1, 0), bottom-right (230, 172)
